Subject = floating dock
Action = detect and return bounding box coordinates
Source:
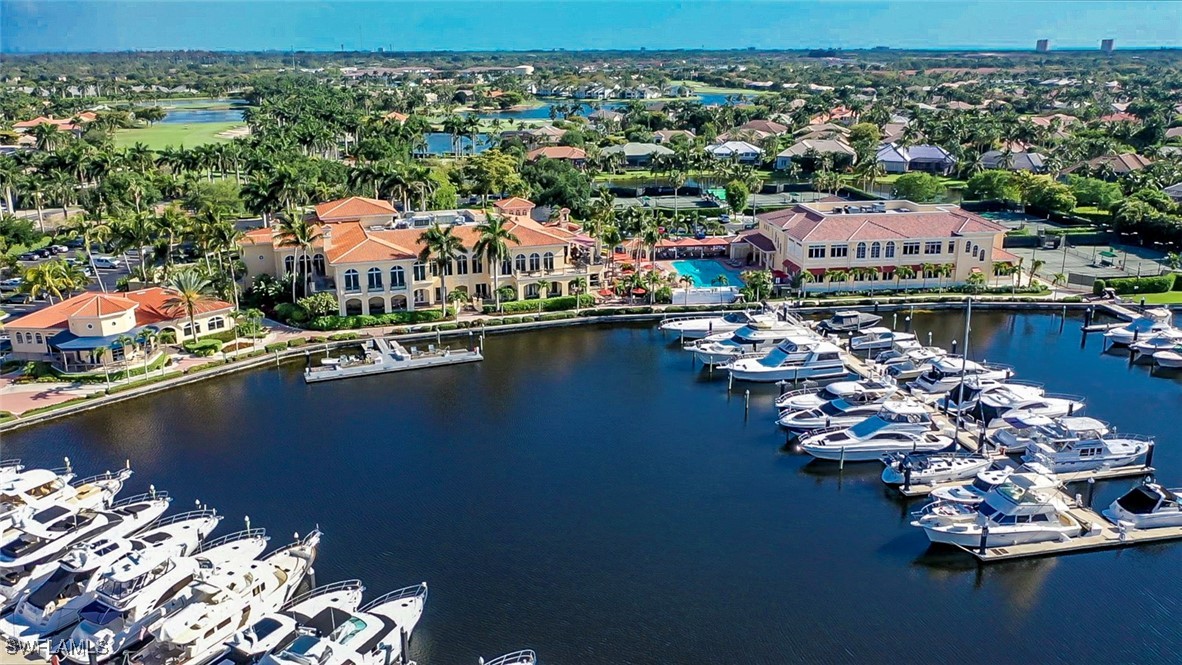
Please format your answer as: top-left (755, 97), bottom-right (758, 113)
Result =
top-left (304, 337), bottom-right (483, 383)
top-left (894, 460), bottom-right (1155, 497)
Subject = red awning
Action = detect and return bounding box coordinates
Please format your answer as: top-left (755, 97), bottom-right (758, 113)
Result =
top-left (632, 288), bottom-right (647, 295)
top-left (598, 288), bottom-right (614, 296)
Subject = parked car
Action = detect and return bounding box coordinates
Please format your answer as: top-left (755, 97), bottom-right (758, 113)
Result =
top-left (49, 244), bottom-right (69, 254)
top-left (0, 292), bottom-right (30, 304)
top-left (17, 252), bottom-right (38, 261)
top-left (33, 248), bottom-right (51, 258)
top-left (92, 256), bottom-right (122, 269)
top-left (0, 278), bottom-right (22, 291)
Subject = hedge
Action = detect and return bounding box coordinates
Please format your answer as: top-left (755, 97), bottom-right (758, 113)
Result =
top-left (306, 309), bottom-right (448, 331)
top-left (326, 332), bottom-right (361, 341)
top-left (183, 339), bottom-right (223, 357)
top-left (482, 295), bottom-right (594, 315)
top-left (264, 342), bottom-right (289, 353)
top-left (1106, 274), bottom-right (1176, 295)
top-left (1092, 279), bottom-right (1107, 296)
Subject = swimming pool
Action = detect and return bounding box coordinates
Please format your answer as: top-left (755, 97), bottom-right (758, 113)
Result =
top-left (671, 260), bottom-right (747, 287)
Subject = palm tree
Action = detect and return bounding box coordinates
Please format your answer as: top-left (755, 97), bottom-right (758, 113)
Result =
top-left (92, 346), bottom-right (111, 390)
top-left (937, 263), bottom-right (955, 293)
top-left (895, 265), bottom-right (917, 291)
top-left (1030, 258), bottom-right (1046, 285)
top-left (164, 269), bottom-right (214, 343)
top-left (115, 211), bottom-right (158, 282)
top-left (569, 276), bottom-right (588, 313)
top-left (824, 268), bottom-right (848, 292)
top-left (116, 334), bottom-right (136, 383)
top-left (138, 329), bottom-right (159, 377)
top-left (921, 262), bottom-right (939, 291)
top-left (991, 261), bottom-right (1010, 288)
top-left (642, 270), bottom-right (664, 305)
top-left (154, 203), bottom-right (190, 280)
top-left (417, 223), bottom-right (466, 316)
top-left (446, 289), bottom-right (470, 321)
top-left (711, 274), bottom-right (729, 287)
top-left (276, 211), bottom-right (322, 304)
top-left (472, 214), bottom-right (519, 313)
top-left (21, 261), bottom-right (69, 303)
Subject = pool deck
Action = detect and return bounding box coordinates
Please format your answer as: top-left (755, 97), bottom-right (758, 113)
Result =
top-left (663, 259), bottom-right (749, 287)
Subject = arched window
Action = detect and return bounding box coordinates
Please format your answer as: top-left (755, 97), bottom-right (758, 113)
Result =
top-left (884, 242), bottom-right (896, 259)
top-left (870, 242), bottom-right (881, 259)
top-left (515, 254), bottom-right (527, 272)
top-left (367, 267), bottom-right (383, 290)
top-left (344, 269), bottom-right (360, 292)
top-left (413, 263), bottom-right (426, 281)
top-left (473, 254), bottom-right (484, 274)
top-left (965, 242), bottom-right (973, 254)
top-left (501, 259), bottom-right (512, 276)
top-left (35, 333), bottom-right (42, 344)
top-left (284, 255), bottom-right (295, 274)
top-left (182, 322), bottom-right (200, 337)
top-left (14, 332), bottom-right (22, 344)
top-left (856, 242), bottom-right (867, 260)
top-left (529, 253), bottom-right (541, 272)
top-left (457, 255), bottom-right (469, 275)
top-left (312, 254), bottom-right (326, 276)
top-left (207, 316), bottom-right (226, 331)
top-left (390, 266), bottom-right (406, 288)
top-left (543, 251), bottom-right (555, 271)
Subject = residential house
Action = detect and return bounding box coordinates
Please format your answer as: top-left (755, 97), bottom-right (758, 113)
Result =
top-left (774, 139), bottom-right (857, 171)
top-left (1164, 127), bottom-right (1182, 141)
top-left (875, 144), bottom-right (957, 175)
top-left (652, 129), bottom-right (696, 144)
top-left (714, 128), bottom-right (773, 144)
top-left (1063, 153), bottom-right (1152, 179)
top-left (1164, 182), bottom-right (1182, 203)
top-left (705, 141), bottom-right (763, 164)
top-left (809, 106), bottom-right (856, 125)
top-left (601, 142), bottom-right (674, 168)
top-left (738, 119), bottom-right (790, 135)
top-left (314, 197), bottom-right (398, 225)
top-left (734, 200), bottom-right (1010, 293)
top-left (981, 150), bottom-right (1045, 172)
top-left (6, 288), bottom-right (234, 370)
top-left (526, 146), bottom-right (587, 167)
top-left (240, 198), bottom-right (603, 316)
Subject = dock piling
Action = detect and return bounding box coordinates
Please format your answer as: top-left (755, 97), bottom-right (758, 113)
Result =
top-left (728, 371), bottom-right (733, 392)
top-left (978, 523), bottom-right (989, 556)
top-left (903, 464), bottom-right (912, 492)
top-left (1086, 477), bottom-right (1096, 508)
top-left (399, 627), bottom-right (410, 665)
top-left (839, 446), bottom-right (846, 470)
top-left (777, 380), bottom-right (787, 396)
top-left (744, 389), bottom-right (750, 417)
top-left (1146, 441), bottom-right (1156, 469)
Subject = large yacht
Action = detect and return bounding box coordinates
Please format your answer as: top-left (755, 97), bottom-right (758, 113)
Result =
top-left (1022, 431), bottom-right (1152, 473)
top-left (481, 651), bottom-right (537, 665)
top-left (817, 310), bottom-right (882, 333)
top-left (726, 338), bottom-right (846, 383)
top-left (796, 401), bottom-right (954, 461)
top-left (1130, 329), bottom-right (1182, 358)
top-left (201, 580), bottom-right (367, 665)
top-left (0, 468), bottom-right (135, 548)
top-left (0, 510), bottom-right (222, 639)
top-left (1104, 309), bottom-right (1176, 347)
top-left (989, 414), bottom-right (1108, 454)
top-left (1103, 481), bottom-right (1182, 529)
top-left (914, 472), bottom-right (1084, 547)
top-left (908, 357), bottom-right (1014, 397)
top-left (850, 327), bottom-right (917, 352)
top-left (64, 529), bottom-right (271, 663)
top-left (659, 310), bottom-right (776, 340)
top-left (880, 452), bottom-right (992, 486)
top-left (777, 399), bottom-right (897, 432)
top-left (687, 321), bottom-right (812, 366)
top-left (257, 582), bottom-right (428, 665)
top-left (123, 532), bottom-right (321, 665)
top-left (775, 378), bottom-right (897, 413)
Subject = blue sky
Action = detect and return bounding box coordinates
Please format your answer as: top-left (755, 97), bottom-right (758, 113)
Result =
top-left (2, 1), bottom-right (1180, 53)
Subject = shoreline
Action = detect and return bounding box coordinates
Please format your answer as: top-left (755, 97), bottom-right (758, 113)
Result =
top-left (0, 299), bottom-right (1133, 434)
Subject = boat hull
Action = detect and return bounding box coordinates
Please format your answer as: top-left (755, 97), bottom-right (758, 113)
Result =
top-left (802, 440), bottom-right (952, 462)
top-left (919, 523), bottom-right (1082, 547)
top-left (730, 363), bottom-right (847, 383)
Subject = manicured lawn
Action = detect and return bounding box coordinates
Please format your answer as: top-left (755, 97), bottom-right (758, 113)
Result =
top-left (1133, 291), bottom-right (1182, 304)
top-left (666, 80), bottom-right (771, 96)
top-left (114, 122), bottom-right (243, 149)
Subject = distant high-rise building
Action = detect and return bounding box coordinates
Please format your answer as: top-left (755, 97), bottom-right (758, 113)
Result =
top-left (1101, 39), bottom-right (1115, 53)
top-left (1036, 39), bottom-right (1049, 52)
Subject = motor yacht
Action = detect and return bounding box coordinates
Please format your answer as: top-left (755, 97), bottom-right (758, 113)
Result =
top-left (1104, 309), bottom-right (1176, 347)
top-left (908, 357), bottom-right (1013, 397)
top-left (0, 492), bottom-right (172, 607)
top-left (1103, 481), bottom-right (1182, 529)
top-left (797, 401), bottom-right (953, 461)
top-left (1130, 329), bottom-right (1182, 358)
top-left (817, 310), bottom-right (882, 333)
top-left (850, 327), bottom-right (917, 352)
top-left (688, 321), bottom-right (812, 366)
top-left (777, 399), bottom-right (896, 432)
top-left (1022, 431), bottom-right (1152, 473)
top-left (914, 472), bottom-right (1083, 547)
top-left (989, 414), bottom-right (1108, 454)
top-left (726, 339), bottom-right (846, 383)
top-left (936, 379), bottom-right (1042, 417)
top-left (0, 468), bottom-right (78, 531)
top-left (880, 452), bottom-right (992, 486)
top-left (930, 467), bottom-right (1018, 505)
top-left (0, 510), bottom-right (222, 639)
top-left (0, 460), bottom-right (27, 485)
top-left (201, 580), bottom-right (367, 665)
top-left (64, 529), bottom-right (271, 663)
top-left (0, 468), bottom-right (135, 548)
top-left (659, 310), bottom-right (774, 340)
top-left (481, 651), bottom-right (537, 665)
top-left (1153, 348), bottom-right (1182, 369)
top-left (256, 582), bottom-right (428, 665)
top-left (775, 378), bottom-right (897, 412)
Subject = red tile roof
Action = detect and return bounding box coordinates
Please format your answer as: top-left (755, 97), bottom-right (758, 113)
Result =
top-left (757, 204), bottom-right (1005, 243)
top-left (6, 288), bottom-right (232, 330)
top-left (321, 218), bottom-right (576, 265)
top-left (526, 146), bottom-right (587, 161)
top-left (314, 197), bottom-right (397, 222)
top-left (493, 197), bottom-right (535, 212)
top-left (734, 230), bottom-right (777, 252)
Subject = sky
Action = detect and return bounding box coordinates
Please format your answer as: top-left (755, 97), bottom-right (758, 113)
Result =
top-left (2, 0), bottom-right (1181, 54)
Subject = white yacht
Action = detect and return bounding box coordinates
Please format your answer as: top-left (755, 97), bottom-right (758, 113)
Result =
top-left (481, 651), bottom-right (537, 665)
top-left (0, 492), bottom-right (172, 607)
top-left (1103, 481), bottom-right (1182, 529)
top-left (936, 379), bottom-right (1042, 417)
top-left (914, 472), bottom-right (1083, 547)
top-left (1023, 432), bottom-right (1152, 473)
top-left (797, 401), bottom-right (953, 462)
top-left (726, 339), bottom-right (846, 383)
top-left (989, 414), bottom-right (1108, 454)
top-left (201, 580), bottom-right (367, 665)
top-left (880, 452), bottom-right (992, 486)
top-left (688, 321), bottom-right (812, 366)
top-left (257, 582), bottom-right (428, 665)
top-left (1104, 309), bottom-right (1176, 347)
top-left (63, 529), bottom-right (271, 663)
top-left (817, 310), bottom-right (882, 333)
top-left (908, 357), bottom-right (1013, 397)
top-left (659, 310), bottom-right (773, 340)
top-left (881, 349), bottom-right (948, 381)
top-left (775, 378), bottom-right (897, 412)
top-left (777, 399), bottom-right (896, 432)
top-left (0, 510), bottom-right (222, 639)
top-left (0, 468), bottom-right (135, 548)
top-left (1153, 348), bottom-right (1182, 369)
top-left (1130, 329), bottom-right (1182, 358)
top-left (850, 327), bottom-right (917, 352)
top-left (0, 468), bottom-right (81, 531)
top-left (930, 467), bottom-right (1018, 505)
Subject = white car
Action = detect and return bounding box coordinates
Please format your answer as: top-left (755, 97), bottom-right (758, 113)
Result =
top-left (91, 256), bottom-right (122, 269)
top-left (0, 278), bottom-right (21, 291)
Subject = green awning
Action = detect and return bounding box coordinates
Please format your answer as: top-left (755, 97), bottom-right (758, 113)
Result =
top-left (707, 188), bottom-right (727, 200)
top-left (1099, 251), bottom-right (1118, 258)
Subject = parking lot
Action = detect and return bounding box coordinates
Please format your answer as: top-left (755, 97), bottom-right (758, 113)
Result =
top-left (1, 252), bottom-right (142, 318)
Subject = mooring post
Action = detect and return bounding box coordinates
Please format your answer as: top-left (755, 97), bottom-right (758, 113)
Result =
top-left (728, 371), bottom-right (733, 392)
top-left (839, 446), bottom-right (846, 470)
top-left (777, 380), bottom-right (788, 396)
top-left (1086, 477), bottom-right (1096, 508)
top-left (951, 339), bottom-right (958, 355)
top-left (903, 464), bottom-right (912, 492)
top-left (1145, 441), bottom-right (1155, 469)
top-left (978, 523), bottom-right (990, 556)
top-left (399, 627), bottom-right (409, 665)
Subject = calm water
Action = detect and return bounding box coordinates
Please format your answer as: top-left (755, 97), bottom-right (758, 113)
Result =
top-left (472, 93), bottom-right (743, 120)
top-left (4, 312), bottom-right (1182, 664)
top-left (140, 98), bottom-right (248, 125)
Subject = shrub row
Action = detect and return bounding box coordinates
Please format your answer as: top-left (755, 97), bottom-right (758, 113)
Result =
top-left (306, 309), bottom-right (448, 331)
top-left (481, 295), bottom-right (594, 315)
top-left (183, 339), bottom-right (224, 357)
top-left (1105, 273), bottom-right (1176, 295)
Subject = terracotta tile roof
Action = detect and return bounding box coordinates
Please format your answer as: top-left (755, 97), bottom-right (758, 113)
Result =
top-left (321, 218), bottom-right (574, 265)
top-left (13, 116), bottom-right (78, 131)
top-left (993, 247), bottom-right (1020, 262)
top-left (1099, 112), bottom-right (1138, 123)
top-left (734, 230), bottom-right (776, 252)
top-left (383, 111), bottom-right (409, 123)
top-left (6, 288), bottom-right (232, 330)
top-left (314, 197), bottom-right (397, 222)
top-left (738, 119), bottom-right (789, 134)
top-left (526, 146), bottom-right (587, 161)
top-left (757, 204), bottom-right (1005, 243)
top-left (493, 197), bottom-right (535, 211)
top-left (1066, 153), bottom-right (1153, 174)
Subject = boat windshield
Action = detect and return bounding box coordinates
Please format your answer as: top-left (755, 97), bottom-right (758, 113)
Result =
top-left (971, 476), bottom-right (999, 492)
top-left (78, 600), bottom-right (127, 625)
top-left (1115, 487), bottom-right (1161, 514)
top-left (848, 416), bottom-right (888, 438)
top-left (329, 616), bottom-right (367, 644)
top-left (819, 400), bottom-right (850, 416)
top-left (759, 348), bottom-right (789, 367)
top-left (723, 313), bottom-right (748, 324)
top-left (283, 635), bottom-right (323, 657)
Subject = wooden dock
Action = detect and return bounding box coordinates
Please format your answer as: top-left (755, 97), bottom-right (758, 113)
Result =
top-left (895, 462), bottom-right (1155, 497)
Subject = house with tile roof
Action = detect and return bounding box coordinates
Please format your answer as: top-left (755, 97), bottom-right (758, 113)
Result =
top-left (5, 288), bottom-right (234, 370)
top-left (736, 200), bottom-right (1010, 293)
top-left (652, 129), bottom-right (696, 144)
top-left (314, 197), bottom-right (399, 224)
top-left (241, 198), bottom-right (603, 316)
top-left (775, 139), bottom-right (857, 171)
top-left (1063, 153), bottom-right (1152, 179)
top-left (525, 146), bottom-right (587, 166)
top-left (981, 150), bottom-right (1046, 172)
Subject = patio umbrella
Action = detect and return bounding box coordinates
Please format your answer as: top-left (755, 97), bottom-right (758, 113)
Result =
top-left (631, 288), bottom-right (647, 296)
top-left (597, 288), bottom-right (614, 297)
